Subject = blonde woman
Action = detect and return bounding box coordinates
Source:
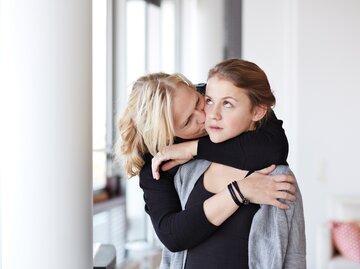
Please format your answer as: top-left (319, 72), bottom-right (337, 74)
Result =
top-left (116, 72), bottom-right (295, 253)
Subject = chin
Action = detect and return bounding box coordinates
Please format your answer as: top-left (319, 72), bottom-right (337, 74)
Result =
top-left (197, 129), bottom-right (208, 138)
top-left (209, 136), bottom-right (226, 144)
top-left (192, 131), bottom-right (208, 139)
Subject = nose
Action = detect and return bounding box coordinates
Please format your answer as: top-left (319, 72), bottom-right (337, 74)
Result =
top-left (208, 104), bottom-right (221, 121)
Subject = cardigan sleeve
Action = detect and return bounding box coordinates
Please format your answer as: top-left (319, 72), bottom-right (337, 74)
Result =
top-left (197, 111), bottom-right (288, 170)
top-left (248, 166), bottom-right (306, 269)
top-left (282, 181), bottom-right (307, 268)
top-left (139, 154), bottom-right (218, 252)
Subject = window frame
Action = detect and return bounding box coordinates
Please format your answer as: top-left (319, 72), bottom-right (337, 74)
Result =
top-left (93, 0), bottom-right (120, 201)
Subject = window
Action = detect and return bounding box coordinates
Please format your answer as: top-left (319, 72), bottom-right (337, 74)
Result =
top-left (92, 0), bottom-right (113, 191)
top-left (124, 0), bottom-right (177, 246)
top-left (92, 0), bottom-right (179, 263)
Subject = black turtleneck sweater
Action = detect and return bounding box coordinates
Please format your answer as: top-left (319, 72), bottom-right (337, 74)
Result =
top-left (139, 111), bottom-right (288, 252)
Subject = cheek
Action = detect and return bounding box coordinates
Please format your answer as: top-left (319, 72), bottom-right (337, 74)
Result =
top-left (175, 130), bottom-right (190, 139)
top-left (180, 126), bottom-right (197, 139)
top-left (204, 105), bottom-right (211, 118)
top-left (228, 113), bottom-right (253, 132)
top-left (205, 113), bottom-right (212, 123)
top-left (204, 104), bottom-right (209, 113)
top-left (199, 96), bottom-right (205, 110)
top-left (226, 115), bottom-right (240, 127)
top-left (225, 109), bottom-right (247, 124)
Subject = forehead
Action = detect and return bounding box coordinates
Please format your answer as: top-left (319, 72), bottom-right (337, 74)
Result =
top-left (207, 76), bottom-right (248, 99)
top-left (171, 84), bottom-right (197, 127)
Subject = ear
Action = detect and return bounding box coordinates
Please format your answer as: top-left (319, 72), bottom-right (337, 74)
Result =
top-left (252, 105), bottom-right (267, 122)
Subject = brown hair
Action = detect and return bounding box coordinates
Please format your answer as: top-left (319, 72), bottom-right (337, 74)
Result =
top-left (208, 58), bottom-right (275, 127)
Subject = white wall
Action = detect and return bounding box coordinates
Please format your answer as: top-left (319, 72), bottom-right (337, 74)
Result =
top-left (242, 0), bottom-right (360, 268)
top-left (242, 0), bottom-right (299, 167)
top-left (298, 0), bottom-right (360, 267)
top-left (180, 0), bottom-right (225, 82)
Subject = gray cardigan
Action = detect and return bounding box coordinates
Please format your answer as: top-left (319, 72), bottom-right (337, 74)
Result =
top-left (160, 160), bottom-right (306, 269)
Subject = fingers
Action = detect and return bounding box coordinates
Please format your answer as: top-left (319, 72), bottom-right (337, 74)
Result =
top-left (241, 172), bottom-right (297, 209)
top-left (161, 160), bottom-right (178, 171)
top-left (276, 182), bottom-right (296, 194)
top-left (151, 152), bottom-right (167, 180)
top-left (152, 151), bottom-right (176, 175)
top-left (151, 162), bottom-right (160, 180)
top-left (153, 171), bottom-right (160, 180)
top-left (150, 162), bottom-right (160, 180)
top-left (273, 174), bottom-right (296, 184)
top-left (272, 189), bottom-right (297, 209)
top-left (151, 147), bottom-right (192, 179)
top-left (272, 200), bottom-right (290, 210)
top-left (257, 164), bottom-right (276, 175)
top-left (276, 190), bottom-right (296, 202)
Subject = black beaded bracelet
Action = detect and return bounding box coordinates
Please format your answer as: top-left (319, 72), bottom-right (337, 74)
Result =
top-left (232, 181), bottom-right (250, 205)
top-left (227, 183), bottom-right (242, 206)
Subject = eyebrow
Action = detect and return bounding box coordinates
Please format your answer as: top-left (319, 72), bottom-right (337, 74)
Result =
top-left (205, 94), bottom-right (239, 102)
top-left (181, 95), bottom-right (200, 128)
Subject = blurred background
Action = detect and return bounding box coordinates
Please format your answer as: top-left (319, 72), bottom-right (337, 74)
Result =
top-left (1, 0), bottom-right (360, 268)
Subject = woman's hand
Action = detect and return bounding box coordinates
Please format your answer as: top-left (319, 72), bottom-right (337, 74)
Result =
top-left (238, 165), bottom-right (296, 209)
top-left (152, 140), bottom-right (198, 179)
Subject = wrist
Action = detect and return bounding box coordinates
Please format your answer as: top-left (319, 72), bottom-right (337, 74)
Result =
top-left (236, 180), bottom-right (249, 203)
top-left (227, 183), bottom-right (242, 206)
top-left (231, 181), bottom-right (250, 205)
top-left (190, 140), bottom-right (198, 157)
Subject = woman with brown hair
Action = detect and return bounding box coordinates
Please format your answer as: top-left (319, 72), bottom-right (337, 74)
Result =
top-left (152, 59), bottom-right (306, 268)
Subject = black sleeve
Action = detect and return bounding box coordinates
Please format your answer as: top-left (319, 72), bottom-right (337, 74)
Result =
top-left (139, 154), bottom-right (218, 252)
top-left (197, 111), bottom-right (289, 171)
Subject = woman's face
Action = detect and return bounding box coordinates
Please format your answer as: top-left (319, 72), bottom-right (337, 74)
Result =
top-left (172, 84), bottom-right (207, 139)
top-left (204, 76), bottom-right (259, 143)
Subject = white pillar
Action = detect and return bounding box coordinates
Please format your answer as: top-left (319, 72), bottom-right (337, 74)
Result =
top-left (0, 1), bottom-right (93, 268)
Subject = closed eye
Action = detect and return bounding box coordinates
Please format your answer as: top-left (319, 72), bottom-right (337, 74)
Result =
top-left (184, 116), bottom-right (191, 127)
top-left (184, 96), bottom-right (201, 127)
top-left (195, 96), bottom-right (200, 108)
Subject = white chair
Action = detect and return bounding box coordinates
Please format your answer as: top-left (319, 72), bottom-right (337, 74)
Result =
top-left (93, 243), bottom-right (117, 269)
top-left (316, 196), bottom-right (360, 269)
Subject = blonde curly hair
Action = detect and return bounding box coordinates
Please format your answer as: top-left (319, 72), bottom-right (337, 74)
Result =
top-left (115, 72), bottom-right (195, 177)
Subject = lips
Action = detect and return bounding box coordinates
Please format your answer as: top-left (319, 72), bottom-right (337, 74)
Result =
top-left (208, 125), bottom-right (222, 130)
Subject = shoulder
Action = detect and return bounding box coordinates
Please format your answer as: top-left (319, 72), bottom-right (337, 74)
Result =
top-left (139, 154), bottom-right (174, 190)
top-left (175, 159), bottom-right (211, 189)
top-left (177, 159), bottom-right (211, 177)
top-left (139, 153), bottom-right (153, 179)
